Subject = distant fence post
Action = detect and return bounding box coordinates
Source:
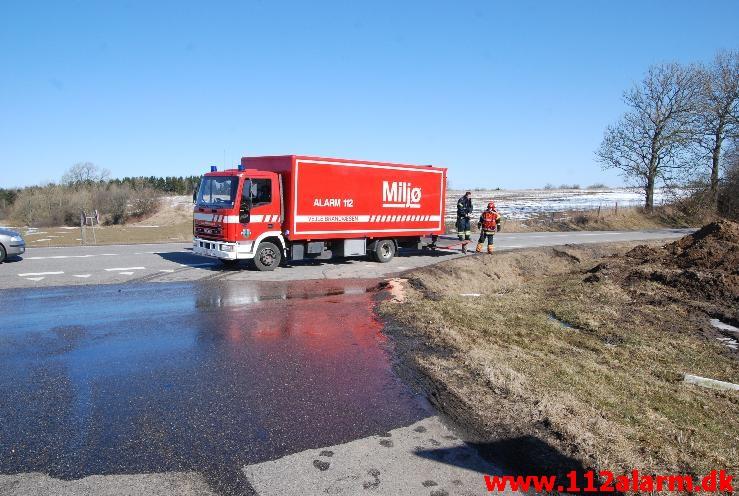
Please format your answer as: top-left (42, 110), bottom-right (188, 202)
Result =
top-left (614, 202), bottom-right (618, 215)
top-left (80, 211), bottom-right (85, 245)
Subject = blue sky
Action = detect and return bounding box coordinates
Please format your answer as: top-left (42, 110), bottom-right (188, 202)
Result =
top-left (1, 1), bottom-right (737, 189)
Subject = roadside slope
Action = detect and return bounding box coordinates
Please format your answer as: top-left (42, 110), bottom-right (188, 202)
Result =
top-left (380, 222), bottom-right (738, 480)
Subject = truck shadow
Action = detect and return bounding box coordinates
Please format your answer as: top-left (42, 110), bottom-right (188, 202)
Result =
top-left (155, 251), bottom-right (233, 270)
top-left (154, 247), bottom-right (459, 272)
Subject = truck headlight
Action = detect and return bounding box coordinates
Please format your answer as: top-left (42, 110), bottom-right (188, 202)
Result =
top-left (220, 244), bottom-right (234, 252)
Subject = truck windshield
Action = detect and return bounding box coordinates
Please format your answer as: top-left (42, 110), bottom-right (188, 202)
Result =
top-left (196, 176), bottom-right (239, 208)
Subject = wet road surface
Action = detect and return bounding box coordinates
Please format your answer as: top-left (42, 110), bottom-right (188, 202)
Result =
top-left (0, 279), bottom-right (430, 494)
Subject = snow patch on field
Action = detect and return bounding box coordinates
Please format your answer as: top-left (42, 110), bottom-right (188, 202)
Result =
top-left (446, 188), bottom-right (674, 221)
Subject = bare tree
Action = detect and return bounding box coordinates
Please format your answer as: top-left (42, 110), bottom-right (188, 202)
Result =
top-left (61, 162), bottom-right (111, 186)
top-left (695, 50), bottom-right (739, 208)
top-left (596, 63), bottom-right (701, 211)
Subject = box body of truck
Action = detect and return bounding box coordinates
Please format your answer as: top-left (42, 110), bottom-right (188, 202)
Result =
top-left (193, 155), bottom-right (447, 270)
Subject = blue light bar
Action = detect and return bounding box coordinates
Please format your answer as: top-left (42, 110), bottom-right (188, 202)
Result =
top-left (210, 166), bottom-right (218, 172)
top-left (238, 164), bottom-right (245, 171)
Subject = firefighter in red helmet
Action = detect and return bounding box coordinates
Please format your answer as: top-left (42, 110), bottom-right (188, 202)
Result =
top-left (476, 201), bottom-right (501, 253)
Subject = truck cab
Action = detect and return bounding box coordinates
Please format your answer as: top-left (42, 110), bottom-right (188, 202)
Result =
top-left (193, 167), bottom-right (286, 270)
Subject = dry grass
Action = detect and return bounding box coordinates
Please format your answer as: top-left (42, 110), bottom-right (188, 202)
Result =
top-left (380, 242), bottom-right (738, 479)
top-left (445, 205), bottom-right (702, 234)
top-left (21, 221), bottom-right (192, 247)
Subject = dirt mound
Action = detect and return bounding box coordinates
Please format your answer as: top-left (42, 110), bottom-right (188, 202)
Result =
top-left (588, 221), bottom-right (739, 311)
top-left (664, 220), bottom-right (739, 272)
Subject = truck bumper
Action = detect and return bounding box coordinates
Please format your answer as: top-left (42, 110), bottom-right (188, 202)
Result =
top-left (192, 237), bottom-right (253, 260)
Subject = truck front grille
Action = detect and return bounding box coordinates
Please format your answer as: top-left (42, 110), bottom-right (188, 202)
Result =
top-left (194, 223), bottom-right (223, 238)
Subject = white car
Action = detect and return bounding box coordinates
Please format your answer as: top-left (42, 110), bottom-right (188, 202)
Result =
top-left (0, 228), bottom-right (25, 263)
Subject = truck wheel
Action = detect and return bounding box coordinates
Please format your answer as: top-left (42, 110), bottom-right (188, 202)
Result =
top-left (373, 239), bottom-right (396, 263)
top-left (253, 242), bottom-right (282, 271)
top-left (0, 244), bottom-right (5, 263)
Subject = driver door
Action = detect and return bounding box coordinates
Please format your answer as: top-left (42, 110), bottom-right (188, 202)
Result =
top-left (239, 176), bottom-right (280, 251)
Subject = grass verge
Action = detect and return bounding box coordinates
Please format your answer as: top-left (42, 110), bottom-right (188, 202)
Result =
top-left (380, 228), bottom-right (738, 481)
top-left (21, 221), bottom-right (192, 247)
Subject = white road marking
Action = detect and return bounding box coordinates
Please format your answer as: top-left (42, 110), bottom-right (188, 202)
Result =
top-left (73, 274), bottom-right (92, 278)
top-left (159, 269), bottom-right (174, 273)
top-left (24, 254), bottom-right (108, 260)
top-left (18, 271), bottom-right (64, 277)
top-left (117, 272), bottom-right (135, 275)
top-left (25, 277), bottom-right (45, 281)
top-left (104, 267), bottom-right (145, 271)
top-left (180, 263), bottom-right (216, 267)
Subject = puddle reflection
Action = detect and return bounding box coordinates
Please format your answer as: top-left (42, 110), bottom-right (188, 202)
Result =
top-left (0, 279), bottom-right (428, 480)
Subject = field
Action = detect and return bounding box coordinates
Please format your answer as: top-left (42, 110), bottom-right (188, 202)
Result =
top-left (445, 187), bottom-right (673, 221)
top-left (380, 222), bottom-right (739, 480)
top-left (446, 188), bottom-right (694, 233)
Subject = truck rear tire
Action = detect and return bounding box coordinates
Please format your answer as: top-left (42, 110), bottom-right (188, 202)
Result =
top-left (373, 239), bottom-right (396, 263)
top-left (253, 242), bottom-right (282, 271)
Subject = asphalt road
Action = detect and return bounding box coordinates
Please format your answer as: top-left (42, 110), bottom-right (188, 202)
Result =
top-left (1, 229), bottom-right (692, 289)
top-left (0, 279), bottom-right (430, 495)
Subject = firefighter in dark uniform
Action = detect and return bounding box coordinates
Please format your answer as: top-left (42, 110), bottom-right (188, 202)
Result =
top-left (456, 191), bottom-right (473, 253)
top-left (476, 201), bottom-right (502, 253)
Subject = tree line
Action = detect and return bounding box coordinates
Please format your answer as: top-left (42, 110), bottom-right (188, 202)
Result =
top-left (109, 175), bottom-right (200, 195)
top-left (597, 50), bottom-right (738, 213)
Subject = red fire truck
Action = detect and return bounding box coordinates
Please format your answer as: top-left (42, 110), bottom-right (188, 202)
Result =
top-left (193, 155), bottom-right (447, 271)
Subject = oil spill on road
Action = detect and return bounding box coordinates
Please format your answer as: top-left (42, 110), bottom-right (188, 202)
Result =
top-left (0, 279), bottom-right (430, 494)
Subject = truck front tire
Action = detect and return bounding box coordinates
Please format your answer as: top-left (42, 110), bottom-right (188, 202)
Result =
top-left (253, 241), bottom-right (282, 271)
top-left (372, 239), bottom-right (396, 263)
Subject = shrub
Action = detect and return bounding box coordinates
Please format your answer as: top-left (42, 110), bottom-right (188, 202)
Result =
top-left (9, 183), bottom-right (161, 226)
